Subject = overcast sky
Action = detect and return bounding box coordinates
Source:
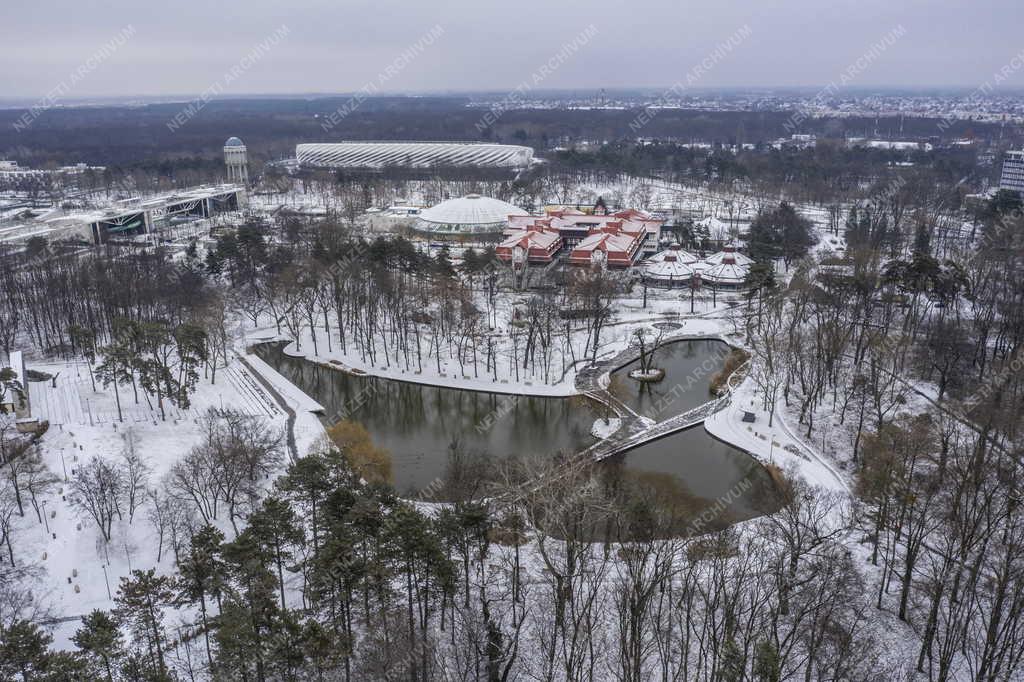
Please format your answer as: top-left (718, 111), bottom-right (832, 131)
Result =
top-left (3, 0), bottom-right (1023, 98)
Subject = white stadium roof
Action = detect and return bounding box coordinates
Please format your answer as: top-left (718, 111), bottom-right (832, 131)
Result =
top-left (296, 142), bottom-right (534, 169)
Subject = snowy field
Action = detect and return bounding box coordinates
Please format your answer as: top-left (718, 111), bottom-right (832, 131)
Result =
top-left (11, 352), bottom-right (326, 647)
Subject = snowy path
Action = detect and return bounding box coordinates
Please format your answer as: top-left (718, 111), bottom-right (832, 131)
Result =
top-left (704, 379), bottom-right (850, 493)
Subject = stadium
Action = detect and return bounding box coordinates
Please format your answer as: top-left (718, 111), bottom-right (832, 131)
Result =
top-left (295, 142), bottom-right (534, 170)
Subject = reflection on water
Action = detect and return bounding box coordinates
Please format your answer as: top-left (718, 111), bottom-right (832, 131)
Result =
top-left (254, 338), bottom-right (780, 529)
top-left (599, 427), bottom-right (780, 534)
top-left (254, 343), bottom-right (596, 494)
top-left (613, 337), bottom-right (729, 421)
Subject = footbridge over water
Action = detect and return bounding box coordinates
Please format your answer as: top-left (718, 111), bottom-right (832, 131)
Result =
top-left (575, 337), bottom-right (747, 460)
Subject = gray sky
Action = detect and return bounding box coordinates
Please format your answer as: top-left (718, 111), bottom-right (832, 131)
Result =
top-left (3, 0), bottom-right (1023, 98)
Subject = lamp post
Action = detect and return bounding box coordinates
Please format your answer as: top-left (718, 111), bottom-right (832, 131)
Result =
top-left (102, 564), bottom-right (112, 600)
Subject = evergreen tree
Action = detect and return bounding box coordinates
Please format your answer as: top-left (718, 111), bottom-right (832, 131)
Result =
top-left (0, 619), bottom-right (53, 681)
top-left (217, 529), bottom-right (285, 682)
top-left (248, 496), bottom-right (304, 610)
top-left (175, 525), bottom-right (227, 669)
top-left (114, 569), bottom-right (175, 677)
top-left (72, 610), bottom-right (123, 682)
top-left (748, 201), bottom-right (816, 267)
top-left (718, 637), bottom-right (746, 682)
top-left (37, 651), bottom-right (88, 681)
top-left (753, 639), bottom-right (781, 682)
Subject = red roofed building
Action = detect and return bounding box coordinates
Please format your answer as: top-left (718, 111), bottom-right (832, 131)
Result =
top-left (567, 224), bottom-right (645, 267)
top-left (495, 225), bottom-right (562, 264)
top-left (504, 205), bottom-right (662, 267)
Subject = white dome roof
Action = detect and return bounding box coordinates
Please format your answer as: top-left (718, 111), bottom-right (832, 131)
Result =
top-left (702, 262), bottom-right (749, 285)
top-left (647, 246), bottom-right (699, 265)
top-left (225, 136), bottom-right (244, 147)
top-left (704, 249), bottom-right (753, 266)
top-left (417, 194), bottom-right (528, 234)
top-left (644, 259), bottom-right (695, 282)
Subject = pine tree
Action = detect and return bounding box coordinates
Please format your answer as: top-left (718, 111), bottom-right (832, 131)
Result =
top-left (753, 639), bottom-right (781, 682)
top-left (37, 651), bottom-right (88, 681)
top-left (114, 569), bottom-right (175, 676)
top-left (72, 610), bottom-right (123, 682)
top-left (718, 637), bottom-right (746, 682)
top-left (248, 496), bottom-right (304, 610)
top-left (175, 525), bottom-right (227, 669)
top-left (0, 619), bottom-right (53, 681)
top-left (217, 529), bottom-right (285, 682)
top-left (172, 323), bottom-right (208, 408)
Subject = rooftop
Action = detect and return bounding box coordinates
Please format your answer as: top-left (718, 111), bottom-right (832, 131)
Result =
top-left (417, 194), bottom-right (528, 233)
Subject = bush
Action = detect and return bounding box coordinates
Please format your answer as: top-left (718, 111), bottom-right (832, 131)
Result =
top-left (327, 420), bottom-right (393, 484)
top-left (709, 348), bottom-right (750, 395)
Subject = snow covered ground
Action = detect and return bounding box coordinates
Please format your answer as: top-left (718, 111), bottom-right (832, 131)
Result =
top-left (8, 176), bottom-right (894, 663)
top-left (704, 378), bottom-right (850, 493)
top-left (590, 417), bottom-right (621, 439)
top-left (253, 287), bottom-right (744, 398)
top-left (12, 351), bottom-right (328, 646)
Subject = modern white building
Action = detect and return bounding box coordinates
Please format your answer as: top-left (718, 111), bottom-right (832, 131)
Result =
top-left (0, 184), bottom-right (247, 246)
top-left (641, 243), bottom-right (753, 288)
top-left (224, 137), bottom-right (249, 185)
top-left (0, 160), bottom-right (106, 179)
top-left (296, 142), bottom-right (534, 170)
top-left (704, 244), bottom-right (754, 267)
top-left (0, 351), bottom-right (28, 417)
top-left (999, 150), bottom-right (1024, 195)
top-left (415, 194), bottom-right (528, 236)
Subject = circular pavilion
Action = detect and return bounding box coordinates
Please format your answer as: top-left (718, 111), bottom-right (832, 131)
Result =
top-left (414, 194), bottom-right (528, 238)
top-left (704, 243), bottom-right (754, 267)
top-left (701, 258), bottom-right (750, 288)
top-left (642, 246), bottom-right (697, 287)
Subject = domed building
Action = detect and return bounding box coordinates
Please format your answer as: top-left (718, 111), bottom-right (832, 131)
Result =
top-left (646, 244), bottom-right (699, 265)
top-left (704, 243), bottom-right (754, 267)
top-left (701, 252), bottom-right (750, 288)
top-left (642, 245), bottom-right (697, 287)
top-left (415, 194), bottom-right (528, 237)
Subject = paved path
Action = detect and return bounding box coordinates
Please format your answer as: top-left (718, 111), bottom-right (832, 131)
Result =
top-left (235, 352), bottom-right (299, 462)
top-left (575, 339), bottom-right (735, 460)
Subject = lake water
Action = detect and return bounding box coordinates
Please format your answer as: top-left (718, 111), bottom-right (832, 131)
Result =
top-left (254, 338), bottom-right (779, 531)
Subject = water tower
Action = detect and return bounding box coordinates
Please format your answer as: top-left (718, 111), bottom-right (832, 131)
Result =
top-left (223, 136), bottom-right (249, 185)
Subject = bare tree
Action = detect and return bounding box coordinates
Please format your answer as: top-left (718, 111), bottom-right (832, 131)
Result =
top-left (70, 457), bottom-right (124, 543)
top-left (0, 479), bottom-right (19, 565)
top-left (15, 450), bottom-right (58, 525)
top-left (170, 408), bottom-right (282, 533)
top-left (146, 486), bottom-right (174, 563)
top-left (119, 429), bottom-right (150, 524)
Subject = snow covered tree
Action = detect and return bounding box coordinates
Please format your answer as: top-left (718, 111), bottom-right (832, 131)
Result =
top-left (0, 619), bottom-right (55, 681)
